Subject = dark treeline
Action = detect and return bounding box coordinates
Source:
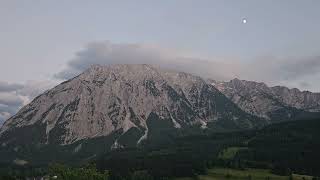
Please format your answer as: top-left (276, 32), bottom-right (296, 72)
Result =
top-left (97, 118), bottom-right (320, 179)
top-left (237, 118), bottom-right (320, 176)
top-left (0, 118), bottom-right (319, 179)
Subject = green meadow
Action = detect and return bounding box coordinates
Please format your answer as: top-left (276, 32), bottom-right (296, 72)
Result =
top-left (175, 168), bottom-right (314, 180)
top-left (218, 147), bottom-right (248, 160)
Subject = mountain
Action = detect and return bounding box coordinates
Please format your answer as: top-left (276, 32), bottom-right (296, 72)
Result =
top-left (0, 65), bottom-right (265, 163)
top-left (1, 64), bottom-right (319, 164)
top-left (210, 78), bottom-right (320, 122)
top-left (271, 85), bottom-right (320, 112)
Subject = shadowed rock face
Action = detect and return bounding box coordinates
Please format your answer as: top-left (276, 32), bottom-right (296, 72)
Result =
top-left (271, 86), bottom-right (320, 112)
top-left (0, 65), bottom-right (264, 150)
top-left (210, 78), bottom-right (320, 121)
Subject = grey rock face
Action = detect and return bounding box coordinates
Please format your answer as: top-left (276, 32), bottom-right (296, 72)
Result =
top-left (0, 65), bottom-right (262, 146)
top-left (211, 78), bottom-right (320, 120)
top-left (271, 86), bottom-right (320, 112)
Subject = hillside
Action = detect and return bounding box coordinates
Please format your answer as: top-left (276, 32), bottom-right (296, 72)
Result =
top-left (96, 118), bottom-right (320, 178)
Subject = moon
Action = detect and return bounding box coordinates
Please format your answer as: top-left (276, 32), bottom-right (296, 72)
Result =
top-left (242, 18), bottom-right (247, 24)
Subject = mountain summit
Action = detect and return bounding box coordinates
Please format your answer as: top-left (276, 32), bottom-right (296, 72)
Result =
top-left (0, 65), bottom-right (262, 151)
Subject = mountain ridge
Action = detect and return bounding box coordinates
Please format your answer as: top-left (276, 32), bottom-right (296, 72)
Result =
top-left (210, 78), bottom-right (320, 120)
top-left (0, 64), bottom-right (319, 164)
top-left (0, 64), bottom-right (264, 149)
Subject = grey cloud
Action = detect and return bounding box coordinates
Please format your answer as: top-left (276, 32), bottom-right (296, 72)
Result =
top-left (0, 114), bottom-right (7, 127)
top-left (55, 42), bottom-right (174, 79)
top-left (54, 41), bottom-right (320, 92)
top-left (0, 81), bottom-right (24, 92)
top-left (17, 80), bottom-right (56, 98)
top-left (55, 41), bottom-right (238, 81)
top-left (280, 56), bottom-right (320, 80)
top-left (0, 103), bottom-right (20, 115)
top-left (0, 117), bottom-right (4, 126)
top-left (0, 93), bottom-right (24, 107)
top-left (236, 56), bottom-right (320, 91)
top-left (299, 81), bottom-right (310, 88)
top-left (0, 83), bottom-right (26, 126)
top-left (0, 80), bottom-right (56, 126)
top-left (0, 111), bottom-right (11, 127)
top-left (0, 93), bottom-right (24, 126)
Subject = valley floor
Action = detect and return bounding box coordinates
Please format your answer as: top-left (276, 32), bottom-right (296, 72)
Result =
top-left (175, 168), bottom-right (314, 180)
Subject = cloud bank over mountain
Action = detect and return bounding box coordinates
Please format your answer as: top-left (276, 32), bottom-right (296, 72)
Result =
top-left (56, 41), bottom-right (320, 91)
top-left (54, 41), bottom-right (237, 81)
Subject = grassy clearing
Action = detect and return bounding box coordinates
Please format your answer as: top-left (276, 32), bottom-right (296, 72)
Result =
top-left (203, 168), bottom-right (287, 180)
top-left (175, 168), bottom-right (315, 180)
top-left (218, 147), bottom-right (248, 160)
top-left (292, 174), bottom-right (314, 180)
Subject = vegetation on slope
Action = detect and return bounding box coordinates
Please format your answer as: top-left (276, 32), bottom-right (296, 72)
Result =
top-left (0, 118), bottom-right (319, 179)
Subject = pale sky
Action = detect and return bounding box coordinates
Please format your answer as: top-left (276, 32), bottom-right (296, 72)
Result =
top-left (0, 0), bottom-right (320, 124)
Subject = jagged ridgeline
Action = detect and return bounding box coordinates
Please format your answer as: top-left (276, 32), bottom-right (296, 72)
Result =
top-left (0, 65), bottom-right (264, 163)
top-left (210, 78), bottom-right (320, 122)
top-left (0, 64), bottom-right (319, 164)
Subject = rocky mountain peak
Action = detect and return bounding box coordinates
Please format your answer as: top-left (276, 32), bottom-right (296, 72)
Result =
top-left (271, 85), bottom-right (320, 112)
top-left (211, 78), bottom-right (320, 120)
top-left (0, 64), bottom-right (318, 165)
top-left (0, 65), bottom-right (262, 149)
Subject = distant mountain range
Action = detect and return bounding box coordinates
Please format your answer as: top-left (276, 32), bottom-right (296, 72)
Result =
top-left (210, 78), bottom-right (320, 121)
top-left (0, 64), bottom-right (319, 164)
